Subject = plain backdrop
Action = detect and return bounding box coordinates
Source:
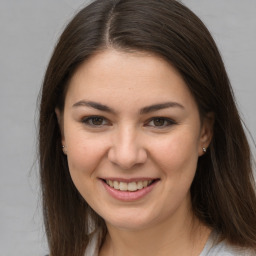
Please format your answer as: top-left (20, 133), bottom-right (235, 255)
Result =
top-left (0, 1), bottom-right (255, 255)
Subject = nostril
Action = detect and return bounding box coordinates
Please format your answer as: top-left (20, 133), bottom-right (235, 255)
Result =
top-left (108, 145), bottom-right (147, 170)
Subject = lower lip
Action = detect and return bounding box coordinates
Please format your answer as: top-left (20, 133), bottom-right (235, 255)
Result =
top-left (101, 180), bottom-right (159, 201)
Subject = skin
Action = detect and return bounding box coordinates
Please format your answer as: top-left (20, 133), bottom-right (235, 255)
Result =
top-left (56, 49), bottom-right (214, 256)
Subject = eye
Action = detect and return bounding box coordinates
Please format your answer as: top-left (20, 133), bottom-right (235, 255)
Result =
top-left (146, 117), bottom-right (176, 128)
top-left (82, 116), bottom-right (109, 127)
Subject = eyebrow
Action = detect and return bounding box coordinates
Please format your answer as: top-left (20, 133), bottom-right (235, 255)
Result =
top-left (72, 100), bottom-right (116, 114)
top-left (72, 100), bottom-right (184, 114)
top-left (140, 102), bottom-right (184, 114)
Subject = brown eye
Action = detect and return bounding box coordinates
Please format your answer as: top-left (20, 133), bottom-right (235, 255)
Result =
top-left (90, 117), bottom-right (104, 125)
top-left (153, 118), bottom-right (166, 126)
top-left (82, 116), bottom-right (108, 126)
top-left (147, 117), bottom-right (176, 128)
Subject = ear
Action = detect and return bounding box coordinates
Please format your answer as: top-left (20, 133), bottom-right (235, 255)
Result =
top-left (55, 108), bottom-right (65, 147)
top-left (198, 112), bottom-right (214, 156)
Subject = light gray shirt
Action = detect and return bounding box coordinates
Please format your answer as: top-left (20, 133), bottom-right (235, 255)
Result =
top-left (84, 230), bottom-right (255, 256)
top-left (200, 231), bottom-right (255, 256)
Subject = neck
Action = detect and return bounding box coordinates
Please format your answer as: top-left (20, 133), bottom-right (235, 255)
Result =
top-left (100, 209), bottom-right (211, 256)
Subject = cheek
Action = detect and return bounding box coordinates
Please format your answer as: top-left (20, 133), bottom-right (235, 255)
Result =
top-left (66, 136), bottom-right (108, 203)
top-left (150, 131), bottom-right (200, 176)
top-left (65, 130), bottom-right (108, 179)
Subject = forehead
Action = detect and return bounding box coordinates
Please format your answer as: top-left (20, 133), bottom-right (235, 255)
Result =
top-left (65, 49), bottom-right (197, 111)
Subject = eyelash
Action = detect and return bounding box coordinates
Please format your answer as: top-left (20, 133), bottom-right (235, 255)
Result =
top-left (146, 117), bottom-right (176, 128)
top-left (82, 116), bottom-right (110, 127)
top-left (81, 116), bottom-right (176, 129)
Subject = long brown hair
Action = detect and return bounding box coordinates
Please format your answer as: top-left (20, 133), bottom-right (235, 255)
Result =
top-left (39, 0), bottom-right (256, 255)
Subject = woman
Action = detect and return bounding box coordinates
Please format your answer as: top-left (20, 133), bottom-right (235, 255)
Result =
top-left (39, 0), bottom-right (256, 255)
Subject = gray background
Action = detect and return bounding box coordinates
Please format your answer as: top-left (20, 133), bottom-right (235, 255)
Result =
top-left (0, 0), bottom-right (255, 255)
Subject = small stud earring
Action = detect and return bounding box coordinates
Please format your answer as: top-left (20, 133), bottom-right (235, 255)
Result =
top-left (202, 147), bottom-right (207, 153)
top-left (62, 145), bottom-right (67, 154)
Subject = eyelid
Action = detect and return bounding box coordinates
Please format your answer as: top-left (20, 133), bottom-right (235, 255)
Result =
top-left (145, 117), bottom-right (177, 128)
top-left (80, 115), bottom-right (176, 129)
top-left (81, 115), bottom-right (111, 127)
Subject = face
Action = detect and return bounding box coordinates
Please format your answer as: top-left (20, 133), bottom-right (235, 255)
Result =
top-left (57, 49), bottom-right (212, 231)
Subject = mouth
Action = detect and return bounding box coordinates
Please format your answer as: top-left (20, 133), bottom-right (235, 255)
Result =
top-left (102, 179), bottom-right (159, 192)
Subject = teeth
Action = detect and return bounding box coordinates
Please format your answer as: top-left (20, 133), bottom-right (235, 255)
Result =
top-left (143, 181), bottom-right (148, 187)
top-left (113, 181), bottom-right (119, 190)
top-left (105, 179), bottom-right (154, 191)
top-left (119, 182), bottom-right (128, 191)
top-left (128, 182), bottom-right (137, 191)
top-left (137, 181), bottom-right (143, 189)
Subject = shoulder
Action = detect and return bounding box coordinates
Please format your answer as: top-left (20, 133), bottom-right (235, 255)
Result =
top-left (207, 242), bottom-right (255, 256)
top-left (200, 231), bottom-right (255, 256)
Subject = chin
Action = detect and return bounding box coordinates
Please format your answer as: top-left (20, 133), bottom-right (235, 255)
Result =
top-left (102, 209), bottom-right (161, 231)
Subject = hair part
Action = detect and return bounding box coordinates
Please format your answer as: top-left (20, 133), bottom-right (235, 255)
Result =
top-left (39, 0), bottom-right (256, 255)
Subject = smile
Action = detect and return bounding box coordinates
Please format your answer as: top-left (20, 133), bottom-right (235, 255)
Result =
top-left (105, 180), bottom-right (154, 192)
top-left (101, 178), bottom-right (160, 201)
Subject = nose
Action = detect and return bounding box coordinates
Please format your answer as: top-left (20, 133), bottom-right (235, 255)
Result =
top-left (108, 126), bottom-right (147, 170)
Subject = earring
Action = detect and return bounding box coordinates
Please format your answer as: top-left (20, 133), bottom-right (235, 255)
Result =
top-left (202, 147), bottom-right (207, 153)
top-left (62, 145), bottom-right (67, 154)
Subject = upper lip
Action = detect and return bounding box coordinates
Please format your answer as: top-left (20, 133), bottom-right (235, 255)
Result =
top-left (100, 177), bottom-right (160, 182)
